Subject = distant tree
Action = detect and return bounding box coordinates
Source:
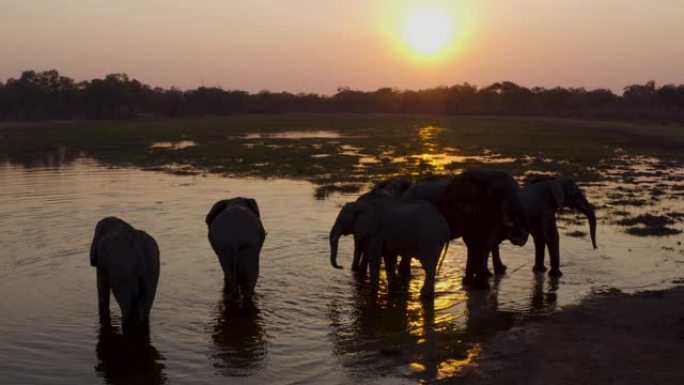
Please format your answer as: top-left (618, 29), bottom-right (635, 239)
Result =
top-left (623, 81), bottom-right (656, 106)
top-left (0, 70), bottom-right (683, 122)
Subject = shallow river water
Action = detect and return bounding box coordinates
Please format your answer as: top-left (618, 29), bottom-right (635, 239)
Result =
top-left (0, 160), bottom-right (682, 385)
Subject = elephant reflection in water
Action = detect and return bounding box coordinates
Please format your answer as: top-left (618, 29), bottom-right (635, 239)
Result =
top-left (326, 279), bottom-right (514, 383)
top-left (529, 275), bottom-right (559, 313)
top-left (95, 322), bottom-right (166, 385)
top-left (463, 277), bottom-right (515, 340)
top-left (211, 284), bottom-right (268, 377)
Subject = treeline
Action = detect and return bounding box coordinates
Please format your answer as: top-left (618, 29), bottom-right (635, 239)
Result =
top-left (2, 69), bottom-right (684, 122)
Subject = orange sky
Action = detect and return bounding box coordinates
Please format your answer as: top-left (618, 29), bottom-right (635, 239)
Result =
top-left (1, 0), bottom-right (682, 93)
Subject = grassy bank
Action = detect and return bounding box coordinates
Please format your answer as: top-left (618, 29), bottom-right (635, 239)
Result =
top-left (1, 113), bottom-right (683, 236)
top-left (1, 115), bottom-right (682, 186)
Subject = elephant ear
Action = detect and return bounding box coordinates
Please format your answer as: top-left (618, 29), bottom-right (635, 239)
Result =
top-left (205, 200), bottom-right (228, 226)
top-left (90, 217), bottom-right (126, 267)
top-left (242, 198), bottom-right (261, 217)
top-left (550, 180), bottom-right (566, 209)
top-left (90, 223), bottom-right (102, 267)
top-left (445, 175), bottom-right (482, 214)
top-left (353, 203), bottom-right (378, 240)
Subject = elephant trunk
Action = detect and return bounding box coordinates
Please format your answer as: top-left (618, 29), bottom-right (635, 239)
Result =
top-left (579, 204), bottom-right (598, 250)
top-left (329, 227), bottom-right (344, 269)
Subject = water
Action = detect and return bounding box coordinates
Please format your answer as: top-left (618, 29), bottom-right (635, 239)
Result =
top-left (245, 130), bottom-right (346, 139)
top-left (0, 160), bottom-right (682, 385)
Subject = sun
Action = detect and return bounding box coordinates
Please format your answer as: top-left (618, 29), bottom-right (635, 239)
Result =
top-left (379, 1), bottom-right (471, 64)
top-left (402, 7), bottom-right (454, 56)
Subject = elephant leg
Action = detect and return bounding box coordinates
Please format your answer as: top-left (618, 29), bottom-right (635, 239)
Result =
top-left (492, 246), bottom-right (507, 275)
top-left (96, 273), bottom-right (111, 321)
top-left (383, 252), bottom-right (398, 288)
top-left (483, 250), bottom-right (494, 277)
top-left (359, 250), bottom-right (369, 276)
top-left (221, 258), bottom-right (240, 301)
top-left (464, 244), bottom-right (476, 283)
top-left (547, 223), bottom-right (562, 277)
top-left (133, 298), bottom-right (151, 335)
top-left (142, 277), bottom-right (158, 322)
top-left (418, 252), bottom-right (438, 299)
top-left (367, 240), bottom-right (382, 292)
top-left (532, 233), bottom-right (547, 273)
top-left (216, 244), bottom-right (241, 300)
top-left (239, 247), bottom-right (260, 300)
top-left (472, 246), bottom-right (491, 288)
top-left (351, 238), bottom-right (363, 272)
top-left (398, 255), bottom-right (411, 279)
top-left (113, 288), bottom-right (139, 334)
top-left (464, 244), bottom-right (489, 289)
top-left (225, 277), bottom-right (240, 301)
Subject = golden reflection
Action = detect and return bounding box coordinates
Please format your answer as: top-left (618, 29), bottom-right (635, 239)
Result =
top-left (409, 125), bottom-right (454, 174)
top-left (327, 245), bottom-right (506, 382)
top-left (436, 344), bottom-right (481, 379)
top-left (400, 125), bottom-right (519, 175)
top-left (409, 362), bottom-right (426, 372)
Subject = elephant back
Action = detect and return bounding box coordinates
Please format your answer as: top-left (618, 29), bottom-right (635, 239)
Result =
top-left (402, 176), bottom-right (450, 204)
top-left (134, 230), bottom-right (160, 279)
top-left (208, 205), bottom-right (264, 247)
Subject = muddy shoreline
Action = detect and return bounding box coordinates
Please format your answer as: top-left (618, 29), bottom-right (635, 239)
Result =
top-left (451, 285), bottom-right (684, 385)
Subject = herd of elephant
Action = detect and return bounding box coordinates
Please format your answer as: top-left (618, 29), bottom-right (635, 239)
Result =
top-left (90, 169), bottom-right (597, 335)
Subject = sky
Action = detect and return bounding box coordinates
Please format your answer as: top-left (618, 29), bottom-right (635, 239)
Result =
top-left (1, 0), bottom-right (682, 94)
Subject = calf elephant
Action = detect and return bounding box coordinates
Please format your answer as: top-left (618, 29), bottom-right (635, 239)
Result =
top-left (90, 217), bottom-right (160, 334)
top-left (330, 199), bottom-right (450, 298)
top-left (206, 197), bottom-right (266, 301)
top-left (489, 176), bottom-right (597, 277)
top-left (403, 171), bottom-right (529, 288)
top-left (344, 178), bottom-right (413, 274)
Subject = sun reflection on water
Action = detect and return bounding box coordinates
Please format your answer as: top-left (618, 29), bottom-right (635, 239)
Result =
top-left (436, 344), bottom-right (481, 378)
top-left (393, 125), bottom-right (520, 175)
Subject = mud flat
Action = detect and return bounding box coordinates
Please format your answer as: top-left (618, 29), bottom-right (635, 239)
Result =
top-left (452, 285), bottom-right (684, 385)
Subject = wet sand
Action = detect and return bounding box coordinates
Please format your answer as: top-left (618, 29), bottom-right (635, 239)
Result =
top-left (452, 285), bottom-right (684, 385)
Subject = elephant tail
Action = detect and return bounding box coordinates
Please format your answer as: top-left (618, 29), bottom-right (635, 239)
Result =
top-left (436, 241), bottom-right (450, 275)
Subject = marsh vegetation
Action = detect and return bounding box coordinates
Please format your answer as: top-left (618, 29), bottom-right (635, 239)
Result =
top-left (1, 114), bottom-right (682, 236)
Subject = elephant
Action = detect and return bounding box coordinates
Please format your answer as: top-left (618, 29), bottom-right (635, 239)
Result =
top-left (206, 197), bottom-right (266, 301)
top-left (90, 217), bottom-right (160, 334)
top-left (403, 170), bottom-right (529, 288)
top-left (330, 198), bottom-right (450, 298)
top-left (341, 178), bottom-right (413, 274)
top-left (489, 176), bottom-right (597, 277)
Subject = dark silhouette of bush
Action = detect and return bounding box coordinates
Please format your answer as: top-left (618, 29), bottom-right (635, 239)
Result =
top-left (1, 69), bottom-right (684, 123)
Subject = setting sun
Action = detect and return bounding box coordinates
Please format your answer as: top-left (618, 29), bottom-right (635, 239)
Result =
top-left (402, 7), bottom-right (455, 56)
top-left (381, 1), bottom-right (469, 65)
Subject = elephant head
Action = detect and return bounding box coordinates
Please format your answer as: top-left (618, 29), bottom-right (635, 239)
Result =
top-left (443, 170), bottom-right (529, 247)
top-left (329, 201), bottom-right (378, 269)
top-left (549, 177), bottom-right (598, 249)
top-left (206, 197), bottom-right (261, 227)
top-left (357, 178), bottom-right (413, 202)
top-left (374, 178), bottom-right (413, 197)
top-left (90, 216), bottom-right (133, 267)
